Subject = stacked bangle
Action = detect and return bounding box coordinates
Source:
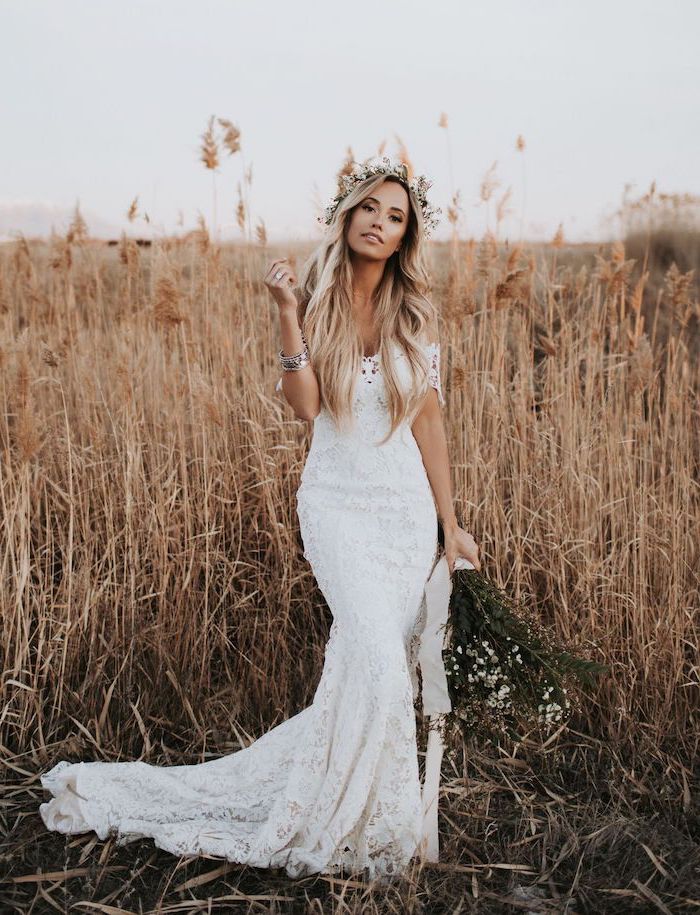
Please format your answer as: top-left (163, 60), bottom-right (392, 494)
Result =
top-left (279, 331), bottom-right (310, 372)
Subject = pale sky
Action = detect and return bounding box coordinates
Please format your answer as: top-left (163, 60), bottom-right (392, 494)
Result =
top-left (2, 0), bottom-right (698, 244)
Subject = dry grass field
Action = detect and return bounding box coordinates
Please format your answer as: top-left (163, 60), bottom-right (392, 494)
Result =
top-left (0, 211), bottom-right (698, 910)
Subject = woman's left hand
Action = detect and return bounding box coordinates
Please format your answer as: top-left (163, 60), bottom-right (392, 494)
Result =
top-left (443, 524), bottom-right (481, 574)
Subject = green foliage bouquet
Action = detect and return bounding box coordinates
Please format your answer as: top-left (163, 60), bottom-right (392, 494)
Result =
top-left (434, 515), bottom-right (610, 746)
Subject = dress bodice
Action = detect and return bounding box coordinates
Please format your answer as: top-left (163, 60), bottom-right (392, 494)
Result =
top-left (291, 340), bottom-right (445, 496)
top-left (355, 341), bottom-right (445, 411)
top-left (275, 340), bottom-right (445, 415)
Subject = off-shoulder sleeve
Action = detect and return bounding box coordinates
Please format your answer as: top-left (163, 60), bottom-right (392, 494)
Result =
top-left (425, 342), bottom-right (445, 407)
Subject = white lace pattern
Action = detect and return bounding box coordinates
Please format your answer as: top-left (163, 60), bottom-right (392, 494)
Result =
top-left (275, 339), bottom-right (445, 408)
top-left (40, 341), bottom-right (443, 880)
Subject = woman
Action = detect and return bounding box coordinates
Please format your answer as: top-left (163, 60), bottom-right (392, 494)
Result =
top-left (39, 156), bottom-right (480, 882)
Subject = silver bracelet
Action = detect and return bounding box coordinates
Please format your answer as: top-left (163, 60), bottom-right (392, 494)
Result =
top-left (279, 346), bottom-right (310, 371)
top-left (278, 331), bottom-right (309, 371)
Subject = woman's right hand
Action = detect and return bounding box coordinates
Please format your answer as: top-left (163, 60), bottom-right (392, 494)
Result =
top-left (264, 257), bottom-right (298, 312)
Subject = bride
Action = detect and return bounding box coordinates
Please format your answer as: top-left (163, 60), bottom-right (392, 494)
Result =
top-left (39, 156), bottom-right (481, 881)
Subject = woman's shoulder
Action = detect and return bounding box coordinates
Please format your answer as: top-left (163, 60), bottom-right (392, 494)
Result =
top-left (390, 336), bottom-right (441, 365)
top-left (418, 331), bottom-right (441, 355)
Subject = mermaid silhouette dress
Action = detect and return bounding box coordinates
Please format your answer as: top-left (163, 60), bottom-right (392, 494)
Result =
top-left (39, 338), bottom-right (446, 880)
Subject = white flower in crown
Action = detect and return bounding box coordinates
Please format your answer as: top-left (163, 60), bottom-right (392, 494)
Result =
top-left (318, 154), bottom-right (442, 238)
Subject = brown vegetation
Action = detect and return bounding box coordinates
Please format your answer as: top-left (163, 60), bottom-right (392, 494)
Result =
top-left (1, 210), bottom-right (698, 910)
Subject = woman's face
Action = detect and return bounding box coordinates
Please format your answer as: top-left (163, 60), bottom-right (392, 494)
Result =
top-left (346, 179), bottom-right (410, 260)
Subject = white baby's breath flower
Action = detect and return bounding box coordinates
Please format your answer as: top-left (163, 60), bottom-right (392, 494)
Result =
top-left (318, 157), bottom-right (442, 237)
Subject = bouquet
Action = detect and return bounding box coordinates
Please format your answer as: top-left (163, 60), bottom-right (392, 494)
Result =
top-left (416, 513), bottom-right (610, 863)
top-left (433, 513), bottom-right (610, 747)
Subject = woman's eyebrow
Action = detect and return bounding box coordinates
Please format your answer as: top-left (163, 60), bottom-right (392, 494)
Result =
top-left (365, 196), bottom-right (406, 216)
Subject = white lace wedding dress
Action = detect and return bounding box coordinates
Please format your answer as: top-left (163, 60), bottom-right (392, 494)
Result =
top-left (39, 338), bottom-right (446, 880)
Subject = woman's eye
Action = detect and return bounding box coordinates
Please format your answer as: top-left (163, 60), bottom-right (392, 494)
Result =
top-left (362, 203), bottom-right (401, 223)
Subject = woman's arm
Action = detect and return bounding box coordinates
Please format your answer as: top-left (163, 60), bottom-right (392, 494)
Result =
top-left (411, 323), bottom-right (481, 572)
top-left (411, 389), bottom-right (457, 532)
top-left (276, 303), bottom-right (320, 421)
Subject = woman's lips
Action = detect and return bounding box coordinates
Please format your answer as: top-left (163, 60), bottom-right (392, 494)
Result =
top-left (363, 234), bottom-right (382, 244)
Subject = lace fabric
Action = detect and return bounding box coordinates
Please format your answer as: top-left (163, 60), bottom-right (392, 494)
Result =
top-left (423, 342), bottom-right (445, 407)
top-left (40, 341), bottom-right (442, 880)
top-left (275, 340), bottom-right (445, 408)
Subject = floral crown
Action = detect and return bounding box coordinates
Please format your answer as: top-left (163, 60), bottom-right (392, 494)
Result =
top-left (318, 155), bottom-right (442, 238)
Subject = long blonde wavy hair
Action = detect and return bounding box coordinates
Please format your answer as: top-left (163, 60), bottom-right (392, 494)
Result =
top-left (294, 173), bottom-right (440, 445)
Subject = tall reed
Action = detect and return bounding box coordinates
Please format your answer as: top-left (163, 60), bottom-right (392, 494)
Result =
top-left (0, 230), bottom-right (697, 769)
